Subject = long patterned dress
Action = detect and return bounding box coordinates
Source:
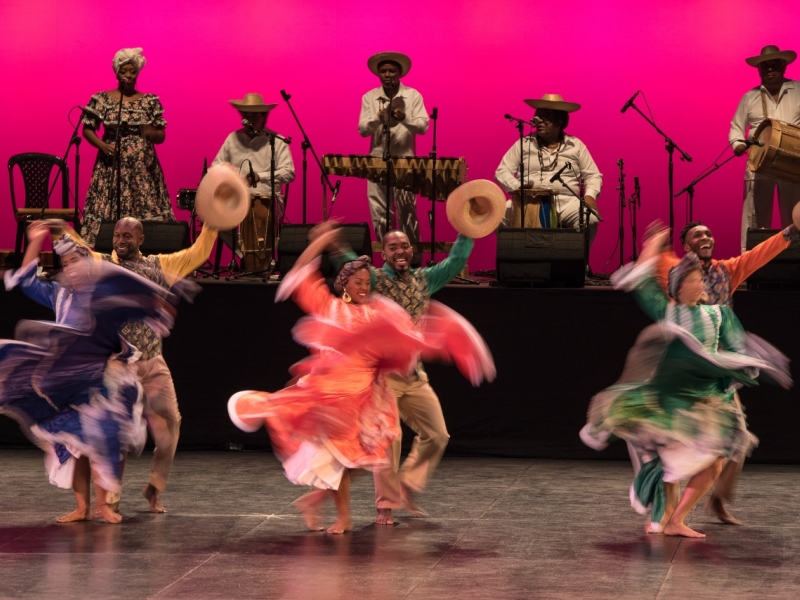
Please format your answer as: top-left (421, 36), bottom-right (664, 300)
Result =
top-left (81, 92), bottom-right (174, 246)
top-left (229, 259), bottom-right (495, 490)
top-left (581, 258), bottom-right (791, 523)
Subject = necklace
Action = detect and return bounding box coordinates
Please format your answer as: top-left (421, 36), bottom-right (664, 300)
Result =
top-left (535, 137), bottom-right (563, 184)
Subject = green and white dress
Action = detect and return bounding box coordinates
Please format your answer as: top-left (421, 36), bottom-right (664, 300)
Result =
top-left (581, 258), bottom-right (791, 524)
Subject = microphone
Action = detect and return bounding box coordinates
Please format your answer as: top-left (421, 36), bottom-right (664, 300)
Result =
top-left (620, 90), bottom-right (641, 114)
top-left (242, 118), bottom-right (259, 136)
top-left (634, 176), bottom-right (640, 208)
top-left (280, 89), bottom-right (290, 101)
top-left (246, 159), bottom-right (257, 188)
top-left (504, 114), bottom-right (540, 127)
top-left (430, 107), bottom-right (438, 119)
top-left (735, 138), bottom-right (764, 148)
top-left (549, 161), bottom-right (572, 184)
top-left (331, 180), bottom-right (342, 206)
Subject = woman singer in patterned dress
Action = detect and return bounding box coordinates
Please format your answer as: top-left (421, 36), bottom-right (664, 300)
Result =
top-left (80, 47), bottom-right (174, 247)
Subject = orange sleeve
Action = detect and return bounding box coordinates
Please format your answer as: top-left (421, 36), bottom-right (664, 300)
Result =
top-left (292, 270), bottom-right (334, 316)
top-left (719, 230), bottom-right (791, 290)
top-left (655, 250), bottom-right (680, 293)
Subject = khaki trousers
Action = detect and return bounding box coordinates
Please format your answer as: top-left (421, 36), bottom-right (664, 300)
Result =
top-left (137, 355), bottom-right (182, 491)
top-left (373, 373), bottom-right (450, 509)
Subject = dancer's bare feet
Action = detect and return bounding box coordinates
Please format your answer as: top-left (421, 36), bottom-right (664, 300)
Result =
top-left (327, 518), bottom-right (353, 534)
top-left (400, 485), bottom-right (428, 517)
top-left (664, 521), bottom-right (705, 538)
top-left (374, 508), bottom-right (394, 525)
top-left (56, 507), bottom-right (91, 523)
top-left (93, 504), bottom-right (123, 524)
top-left (707, 496), bottom-right (742, 525)
top-left (293, 490), bottom-right (326, 532)
top-left (142, 484), bottom-right (167, 514)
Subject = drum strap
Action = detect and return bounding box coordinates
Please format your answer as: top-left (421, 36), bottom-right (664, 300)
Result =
top-left (760, 89), bottom-right (770, 119)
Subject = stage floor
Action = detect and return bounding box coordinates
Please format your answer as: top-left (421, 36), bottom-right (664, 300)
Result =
top-left (1, 450), bottom-right (800, 599)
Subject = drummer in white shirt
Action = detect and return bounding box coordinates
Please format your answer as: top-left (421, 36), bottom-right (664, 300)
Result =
top-left (729, 45), bottom-right (800, 252)
top-left (212, 93), bottom-right (295, 214)
top-left (495, 94), bottom-right (603, 251)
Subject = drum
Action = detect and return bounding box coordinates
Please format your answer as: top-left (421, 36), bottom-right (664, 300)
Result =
top-left (748, 119), bottom-right (800, 184)
top-left (239, 194), bottom-right (275, 272)
top-left (509, 189), bottom-right (559, 228)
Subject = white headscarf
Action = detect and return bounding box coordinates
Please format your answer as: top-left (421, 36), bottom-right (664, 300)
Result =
top-left (112, 47), bottom-right (146, 74)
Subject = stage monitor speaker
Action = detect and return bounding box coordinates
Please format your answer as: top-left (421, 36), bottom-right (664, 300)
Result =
top-left (746, 228), bottom-right (800, 290)
top-left (94, 220), bottom-right (191, 255)
top-left (496, 228), bottom-right (585, 287)
top-left (277, 223), bottom-right (372, 275)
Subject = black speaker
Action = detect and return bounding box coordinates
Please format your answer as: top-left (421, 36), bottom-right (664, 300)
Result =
top-left (746, 228), bottom-right (800, 290)
top-left (95, 220), bottom-right (191, 254)
top-left (496, 228), bottom-right (586, 287)
top-left (277, 223), bottom-right (372, 275)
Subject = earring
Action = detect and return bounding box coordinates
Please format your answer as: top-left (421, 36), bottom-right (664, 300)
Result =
top-left (342, 291), bottom-right (352, 303)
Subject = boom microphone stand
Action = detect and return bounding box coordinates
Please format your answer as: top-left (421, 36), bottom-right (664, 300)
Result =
top-left (621, 91), bottom-right (691, 234)
top-left (427, 107), bottom-right (438, 266)
top-left (674, 153), bottom-right (738, 222)
top-left (108, 88), bottom-right (125, 221)
top-left (629, 177), bottom-right (640, 260)
top-left (616, 159), bottom-right (626, 269)
top-left (279, 90), bottom-right (340, 222)
top-left (504, 114), bottom-right (529, 225)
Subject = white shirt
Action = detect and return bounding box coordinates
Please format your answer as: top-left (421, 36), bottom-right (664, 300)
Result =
top-left (495, 134), bottom-right (603, 200)
top-left (212, 129), bottom-right (295, 196)
top-left (358, 82), bottom-right (429, 157)
top-left (729, 79), bottom-right (800, 179)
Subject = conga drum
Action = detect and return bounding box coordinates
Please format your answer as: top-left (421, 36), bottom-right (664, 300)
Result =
top-left (748, 119), bottom-right (800, 184)
top-left (509, 189), bottom-right (559, 228)
top-left (239, 194), bottom-right (275, 272)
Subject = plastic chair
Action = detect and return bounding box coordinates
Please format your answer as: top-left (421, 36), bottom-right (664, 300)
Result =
top-left (9, 152), bottom-right (79, 267)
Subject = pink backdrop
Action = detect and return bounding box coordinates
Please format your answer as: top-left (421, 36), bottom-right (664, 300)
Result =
top-left (2, 0), bottom-right (799, 273)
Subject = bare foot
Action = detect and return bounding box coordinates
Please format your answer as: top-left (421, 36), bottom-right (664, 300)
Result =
top-left (56, 507), bottom-right (91, 523)
top-left (707, 496), bottom-right (742, 525)
top-left (645, 519), bottom-right (663, 534)
top-left (93, 504), bottom-right (123, 524)
top-left (142, 484), bottom-right (168, 514)
top-left (293, 490), bottom-right (326, 532)
top-left (374, 508), bottom-right (394, 525)
top-left (327, 518), bottom-right (353, 534)
top-left (400, 485), bottom-right (428, 517)
top-left (664, 521), bottom-right (706, 538)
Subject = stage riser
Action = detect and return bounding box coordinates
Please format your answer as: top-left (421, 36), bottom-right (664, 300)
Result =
top-left (2, 284), bottom-right (799, 462)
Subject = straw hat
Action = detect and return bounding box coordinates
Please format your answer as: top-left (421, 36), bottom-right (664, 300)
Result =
top-left (524, 94), bottom-right (581, 113)
top-left (745, 45), bottom-right (796, 67)
top-left (195, 163), bottom-right (251, 230)
top-left (367, 52), bottom-right (412, 77)
top-left (229, 93), bottom-right (277, 113)
top-left (445, 180), bottom-right (507, 239)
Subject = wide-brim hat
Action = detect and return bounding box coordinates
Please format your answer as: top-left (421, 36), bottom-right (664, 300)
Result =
top-left (195, 163), bottom-right (251, 230)
top-left (367, 52), bottom-right (412, 77)
top-left (229, 93), bottom-right (277, 113)
top-left (746, 45), bottom-right (797, 67)
top-left (445, 180), bottom-right (507, 239)
top-left (524, 94), bottom-right (581, 113)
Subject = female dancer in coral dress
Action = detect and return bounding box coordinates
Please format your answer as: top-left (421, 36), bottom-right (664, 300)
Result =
top-left (581, 228), bottom-right (791, 538)
top-left (229, 225), bottom-right (495, 534)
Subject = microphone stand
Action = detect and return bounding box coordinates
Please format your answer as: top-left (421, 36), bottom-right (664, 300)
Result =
top-left (616, 159), bottom-right (626, 269)
top-left (279, 89), bottom-right (339, 222)
top-left (380, 97), bottom-right (394, 238)
top-left (674, 153), bottom-right (738, 222)
top-left (629, 177), bottom-right (640, 260)
top-left (107, 89), bottom-right (125, 221)
top-left (553, 171), bottom-right (594, 273)
top-left (427, 107), bottom-right (438, 266)
top-left (623, 100), bottom-right (691, 234)
top-left (504, 115), bottom-right (528, 225)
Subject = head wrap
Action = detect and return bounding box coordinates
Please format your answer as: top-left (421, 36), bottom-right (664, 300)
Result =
top-left (53, 234), bottom-right (90, 257)
top-left (334, 255), bottom-right (371, 296)
top-left (113, 47), bottom-right (146, 74)
top-left (667, 252), bottom-right (702, 300)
